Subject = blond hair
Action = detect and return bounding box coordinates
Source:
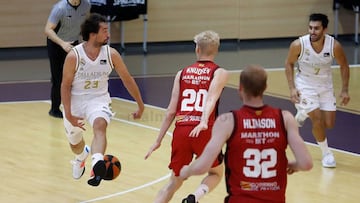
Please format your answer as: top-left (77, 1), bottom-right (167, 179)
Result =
top-left (194, 30), bottom-right (220, 55)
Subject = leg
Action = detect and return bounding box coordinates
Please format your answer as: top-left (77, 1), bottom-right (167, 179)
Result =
top-left (154, 172), bottom-right (184, 203)
top-left (47, 38), bottom-right (66, 117)
top-left (322, 110), bottom-right (336, 129)
top-left (64, 116), bottom-right (90, 179)
top-left (308, 108), bottom-right (326, 142)
top-left (88, 117), bottom-right (108, 186)
top-left (189, 163), bottom-right (224, 202)
top-left (91, 117), bottom-right (108, 155)
top-left (308, 109), bottom-right (336, 168)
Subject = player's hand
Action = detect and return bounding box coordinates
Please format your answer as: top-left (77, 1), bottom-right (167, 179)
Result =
top-left (339, 91), bottom-right (350, 106)
top-left (290, 88), bottom-right (300, 104)
top-left (61, 41), bottom-right (74, 53)
top-left (131, 108), bottom-right (144, 119)
top-left (144, 141), bottom-right (161, 160)
top-left (287, 162), bottom-right (298, 175)
top-left (66, 115), bottom-right (86, 131)
top-left (189, 122), bottom-right (208, 137)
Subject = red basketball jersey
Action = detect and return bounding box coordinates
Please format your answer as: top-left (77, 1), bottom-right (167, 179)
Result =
top-left (225, 105), bottom-right (288, 203)
top-left (175, 61), bottom-right (219, 126)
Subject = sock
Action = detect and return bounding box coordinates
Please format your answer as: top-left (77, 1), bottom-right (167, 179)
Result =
top-left (193, 184), bottom-right (209, 201)
top-left (75, 145), bottom-right (90, 161)
top-left (91, 153), bottom-right (104, 167)
top-left (318, 138), bottom-right (331, 156)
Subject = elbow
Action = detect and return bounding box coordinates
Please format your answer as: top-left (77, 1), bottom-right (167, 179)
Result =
top-left (166, 110), bottom-right (176, 119)
top-left (300, 159), bottom-right (313, 171)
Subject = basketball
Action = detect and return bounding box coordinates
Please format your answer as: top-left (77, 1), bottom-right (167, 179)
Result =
top-left (103, 154), bottom-right (121, 180)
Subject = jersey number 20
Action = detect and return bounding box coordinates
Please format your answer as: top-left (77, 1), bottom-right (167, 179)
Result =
top-left (181, 89), bottom-right (207, 111)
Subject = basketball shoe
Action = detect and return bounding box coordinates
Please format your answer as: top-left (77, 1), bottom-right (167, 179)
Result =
top-left (88, 160), bottom-right (106, 187)
top-left (182, 194), bottom-right (198, 203)
top-left (71, 145), bottom-right (90, 179)
top-left (322, 152), bottom-right (336, 168)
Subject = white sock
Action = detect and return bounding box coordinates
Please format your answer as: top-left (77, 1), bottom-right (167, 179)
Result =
top-left (318, 139), bottom-right (331, 156)
top-left (193, 184), bottom-right (209, 201)
top-left (75, 145), bottom-right (90, 161)
top-left (91, 153), bottom-right (104, 167)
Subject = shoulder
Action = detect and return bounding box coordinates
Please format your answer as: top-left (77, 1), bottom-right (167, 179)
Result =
top-left (290, 38), bottom-right (301, 47)
top-left (66, 49), bottom-right (78, 60)
top-left (333, 38), bottom-right (343, 50)
top-left (288, 38), bottom-right (301, 55)
top-left (218, 112), bottom-right (234, 122)
top-left (108, 46), bottom-right (121, 58)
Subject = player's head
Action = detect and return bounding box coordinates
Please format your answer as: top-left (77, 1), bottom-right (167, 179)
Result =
top-left (194, 30), bottom-right (220, 57)
top-left (308, 13), bottom-right (328, 42)
top-left (239, 64), bottom-right (267, 99)
top-left (81, 13), bottom-right (109, 45)
top-left (309, 13), bottom-right (329, 29)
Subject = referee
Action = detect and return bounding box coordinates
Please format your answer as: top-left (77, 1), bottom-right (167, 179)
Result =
top-left (44, 0), bottom-right (91, 118)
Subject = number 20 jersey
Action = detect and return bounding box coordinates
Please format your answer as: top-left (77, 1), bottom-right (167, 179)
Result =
top-left (175, 61), bottom-right (219, 126)
top-left (225, 105), bottom-right (288, 203)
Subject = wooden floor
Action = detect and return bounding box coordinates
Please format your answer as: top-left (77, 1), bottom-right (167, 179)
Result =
top-left (0, 67), bottom-right (359, 203)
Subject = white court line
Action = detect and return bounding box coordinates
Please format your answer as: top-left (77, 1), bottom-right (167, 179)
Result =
top-left (79, 173), bottom-right (171, 203)
top-left (227, 64), bottom-right (360, 73)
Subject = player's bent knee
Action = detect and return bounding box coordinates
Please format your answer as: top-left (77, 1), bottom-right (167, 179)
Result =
top-left (66, 126), bottom-right (84, 145)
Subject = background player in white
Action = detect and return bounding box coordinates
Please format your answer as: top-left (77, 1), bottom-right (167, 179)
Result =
top-left (285, 13), bottom-right (350, 168)
top-left (61, 13), bottom-right (144, 186)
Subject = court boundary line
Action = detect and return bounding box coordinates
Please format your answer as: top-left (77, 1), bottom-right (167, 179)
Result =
top-left (1, 98), bottom-right (359, 202)
top-left (79, 173), bottom-right (171, 203)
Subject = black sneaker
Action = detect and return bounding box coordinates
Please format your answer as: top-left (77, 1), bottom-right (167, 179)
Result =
top-left (49, 109), bottom-right (63, 118)
top-left (182, 194), bottom-right (197, 203)
top-left (88, 160), bottom-right (106, 187)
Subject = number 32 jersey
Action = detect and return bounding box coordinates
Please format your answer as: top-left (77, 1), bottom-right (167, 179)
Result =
top-left (175, 61), bottom-right (219, 126)
top-left (225, 105), bottom-right (288, 203)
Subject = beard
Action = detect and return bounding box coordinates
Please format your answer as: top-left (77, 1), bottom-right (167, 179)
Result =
top-left (310, 34), bottom-right (322, 42)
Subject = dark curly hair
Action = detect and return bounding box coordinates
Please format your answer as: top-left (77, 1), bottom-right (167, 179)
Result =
top-left (309, 13), bottom-right (329, 28)
top-left (81, 13), bottom-right (107, 41)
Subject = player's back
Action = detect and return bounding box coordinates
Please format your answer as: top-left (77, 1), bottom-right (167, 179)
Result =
top-left (175, 61), bottom-right (219, 126)
top-left (225, 105), bottom-right (288, 203)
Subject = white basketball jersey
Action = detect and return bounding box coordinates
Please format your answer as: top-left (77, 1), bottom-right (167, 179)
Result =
top-left (297, 34), bottom-right (334, 83)
top-left (71, 43), bottom-right (114, 95)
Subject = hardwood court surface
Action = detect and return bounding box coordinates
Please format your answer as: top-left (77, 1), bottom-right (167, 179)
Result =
top-left (0, 66), bottom-right (359, 203)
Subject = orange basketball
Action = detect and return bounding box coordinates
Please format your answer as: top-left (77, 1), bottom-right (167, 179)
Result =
top-left (103, 154), bottom-right (121, 180)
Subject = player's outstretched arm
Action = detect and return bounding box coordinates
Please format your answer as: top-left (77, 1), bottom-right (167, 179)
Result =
top-left (189, 68), bottom-right (229, 137)
top-left (111, 47), bottom-right (145, 119)
top-left (283, 110), bottom-right (313, 174)
top-left (145, 71), bottom-right (181, 159)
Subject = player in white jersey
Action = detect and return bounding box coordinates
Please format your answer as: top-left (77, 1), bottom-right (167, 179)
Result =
top-left (61, 13), bottom-right (144, 186)
top-left (285, 13), bottom-right (350, 168)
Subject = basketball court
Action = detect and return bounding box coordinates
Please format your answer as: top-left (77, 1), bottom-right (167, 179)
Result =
top-left (0, 41), bottom-right (359, 202)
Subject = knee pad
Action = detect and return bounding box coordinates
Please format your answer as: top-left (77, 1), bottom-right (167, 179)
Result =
top-left (64, 118), bottom-right (84, 145)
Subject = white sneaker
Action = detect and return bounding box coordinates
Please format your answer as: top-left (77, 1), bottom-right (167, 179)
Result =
top-left (322, 152), bottom-right (336, 168)
top-left (295, 111), bottom-right (307, 127)
top-left (71, 145), bottom-right (90, 179)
